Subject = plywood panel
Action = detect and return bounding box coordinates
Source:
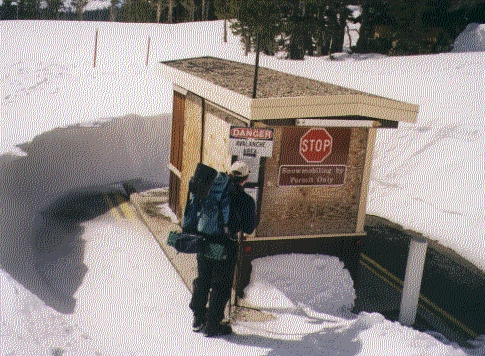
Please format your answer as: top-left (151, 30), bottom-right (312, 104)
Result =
top-left (178, 92), bottom-right (203, 215)
top-left (169, 91), bottom-right (185, 218)
top-left (202, 106), bottom-right (232, 172)
top-left (170, 91), bottom-right (185, 170)
top-left (257, 127), bottom-right (368, 237)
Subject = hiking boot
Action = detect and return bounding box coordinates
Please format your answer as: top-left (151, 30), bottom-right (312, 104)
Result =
top-left (204, 322), bottom-right (232, 337)
top-left (192, 315), bottom-right (206, 332)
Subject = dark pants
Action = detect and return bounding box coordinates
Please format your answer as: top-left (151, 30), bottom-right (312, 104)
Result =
top-left (189, 245), bottom-right (237, 326)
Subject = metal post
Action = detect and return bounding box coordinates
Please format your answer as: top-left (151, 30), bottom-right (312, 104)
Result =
top-left (252, 38), bottom-right (260, 99)
top-left (399, 236), bottom-right (428, 326)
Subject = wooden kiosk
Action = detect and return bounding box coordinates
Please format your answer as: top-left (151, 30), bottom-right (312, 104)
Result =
top-left (158, 57), bottom-right (418, 295)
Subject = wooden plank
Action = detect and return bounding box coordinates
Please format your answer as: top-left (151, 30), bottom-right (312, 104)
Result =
top-left (168, 163), bottom-right (181, 178)
top-left (169, 91), bottom-right (186, 217)
top-left (202, 108), bottom-right (232, 172)
top-left (356, 128), bottom-right (377, 233)
top-left (179, 92), bottom-right (204, 216)
top-left (245, 232), bottom-right (366, 241)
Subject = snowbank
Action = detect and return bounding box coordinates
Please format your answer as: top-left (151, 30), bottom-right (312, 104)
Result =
top-left (452, 23), bottom-right (485, 52)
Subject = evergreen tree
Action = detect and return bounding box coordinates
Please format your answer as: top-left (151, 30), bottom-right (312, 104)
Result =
top-left (229, 0), bottom-right (282, 56)
top-left (110, 0), bottom-right (121, 21)
top-left (214, 0), bottom-right (237, 42)
top-left (46, 0), bottom-right (63, 19)
top-left (282, 0), bottom-right (312, 59)
top-left (118, 0), bottom-right (156, 22)
top-left (18, 0), bottom-right (39, 19)
top-left (1, 0), bottom-right (19, 19)
top-left (71, 0), bottom-right (88, 20)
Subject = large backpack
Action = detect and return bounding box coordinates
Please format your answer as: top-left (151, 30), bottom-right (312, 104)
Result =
top-left (197, 172), bottom-right (231, 237)
top-left (188, 163), bottom-right (218, 201)
top-left (181, 165), bottom-right (232, 238)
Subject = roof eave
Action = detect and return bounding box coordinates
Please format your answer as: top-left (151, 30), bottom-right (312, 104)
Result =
top-left (250, 95), bottom-right (419, 123)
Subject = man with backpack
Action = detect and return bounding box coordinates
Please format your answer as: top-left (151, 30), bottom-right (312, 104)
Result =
top-left (188, 161), bottom-right (256, 337)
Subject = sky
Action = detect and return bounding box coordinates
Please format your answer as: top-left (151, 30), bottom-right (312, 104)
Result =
top-left (1, 19), bottom-right (484, 355)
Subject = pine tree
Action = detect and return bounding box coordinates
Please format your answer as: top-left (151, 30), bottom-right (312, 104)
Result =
top-left (71, 0), bottom-right (88, 20)
top-left (46, 0), bottom-right (63, 19)
top-left (214, 0), bottom-right (237, 42)
top-left (118, 0), bottom-right (156, 22)
top-left (229, 0), bottom-right (282, 56)
top-left (1, 0), bottom-right (19, 19)
top-left (18, 0), bottom-right (39, 19)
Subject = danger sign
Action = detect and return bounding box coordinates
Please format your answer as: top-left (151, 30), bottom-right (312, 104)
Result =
top-left (229, 126), bottom-right (274, 158)
top-left (299, 128), bottom-right (332, 163)
top-left (230, 127), bottom-right (273, 140)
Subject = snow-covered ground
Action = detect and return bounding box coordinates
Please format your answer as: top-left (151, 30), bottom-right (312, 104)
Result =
top-left (1, 20), bottom-right (484, 355)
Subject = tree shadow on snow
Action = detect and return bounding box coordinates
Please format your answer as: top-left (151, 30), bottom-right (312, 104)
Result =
top-left (0, 114), bottom-right (171, 313)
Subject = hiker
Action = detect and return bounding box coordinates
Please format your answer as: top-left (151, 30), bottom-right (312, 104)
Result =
top-left (189, 161), bottom-right (256, 337)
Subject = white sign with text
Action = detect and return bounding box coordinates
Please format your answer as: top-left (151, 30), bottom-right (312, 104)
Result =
top-left (229, 127), bottom-right (274, 158)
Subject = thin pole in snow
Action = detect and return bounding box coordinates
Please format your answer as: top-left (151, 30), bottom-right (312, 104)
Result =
top-left (146, 36), bottom-right (151, 66)
top-left (93, 29), bottom-right (98, 68)
top-left (252, 37), bottom-right (260, 99)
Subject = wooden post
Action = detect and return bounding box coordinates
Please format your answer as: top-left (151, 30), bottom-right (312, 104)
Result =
top-left (93, 29), bottom-right (98, 68)
top-left (146, 36), bottom-right (151, 66)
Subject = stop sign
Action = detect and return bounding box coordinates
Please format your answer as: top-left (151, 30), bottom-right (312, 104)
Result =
top-left (299, 128), bottom-right (333, 163)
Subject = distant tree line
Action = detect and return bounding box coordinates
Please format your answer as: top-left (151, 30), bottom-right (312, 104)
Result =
top-left (0, 0), bottom-right (219, 22)
top-left (225, 0), bottom-right (485, 58)
top-left (1, 0), bottom-right (484, 56)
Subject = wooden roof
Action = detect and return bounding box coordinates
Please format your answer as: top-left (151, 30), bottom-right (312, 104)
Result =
top-left (162, 56), bottom-right (371, 99)
top-left (158, 56), bottom-right (419, 124)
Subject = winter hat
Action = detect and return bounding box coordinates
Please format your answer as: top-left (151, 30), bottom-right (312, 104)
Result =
top-left (229, 161), bottom-right (250, 178)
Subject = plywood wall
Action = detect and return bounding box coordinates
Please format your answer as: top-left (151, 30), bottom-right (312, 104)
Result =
top-left (256, 126), bottom-right (369, 237)
top-left (179, 92), bottom-right (203, 213)
top-left (202, 103), bottom-right (247, 172)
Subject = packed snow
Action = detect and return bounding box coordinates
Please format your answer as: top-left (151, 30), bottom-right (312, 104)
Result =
top-left (1, 19), bottom-right (484, 355)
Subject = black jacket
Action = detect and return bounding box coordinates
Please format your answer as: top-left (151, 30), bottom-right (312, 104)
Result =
top-left (227, 183), bottom-right (256, 238)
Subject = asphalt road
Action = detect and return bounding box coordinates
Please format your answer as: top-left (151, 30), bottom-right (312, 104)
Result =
top-left (354, 215), bottom-right (485, 347)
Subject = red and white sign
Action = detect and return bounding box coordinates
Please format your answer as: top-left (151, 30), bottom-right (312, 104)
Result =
top-left (230, 127), bottom-right (274, 140)
top-left (299, 128), bottom-right (332, 163)
top-left (229, 126), bottom-right (274, 158)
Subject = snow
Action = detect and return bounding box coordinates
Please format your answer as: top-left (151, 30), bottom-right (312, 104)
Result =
top-left (452, 23), bottom-right (485, 53)
top-left (1, 19), bottom-right (484, 355)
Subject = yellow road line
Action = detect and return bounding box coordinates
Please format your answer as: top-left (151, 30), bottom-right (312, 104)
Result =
top-left (360, 253), bottom-right (478, 338)
top-left (360, 260), bottom-right (402, 292)
top-left (418, 290), bottom-right (478, 338)
top-left (113, 193), bottom-right (135, 220)
top-left (102, 193), bottom-right (122, 220)
top-left (362, 253), bottom-right (403, 286)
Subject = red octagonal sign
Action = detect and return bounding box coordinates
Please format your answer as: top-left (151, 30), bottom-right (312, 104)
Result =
top-left (299, 128), bottom-right (333, 163)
